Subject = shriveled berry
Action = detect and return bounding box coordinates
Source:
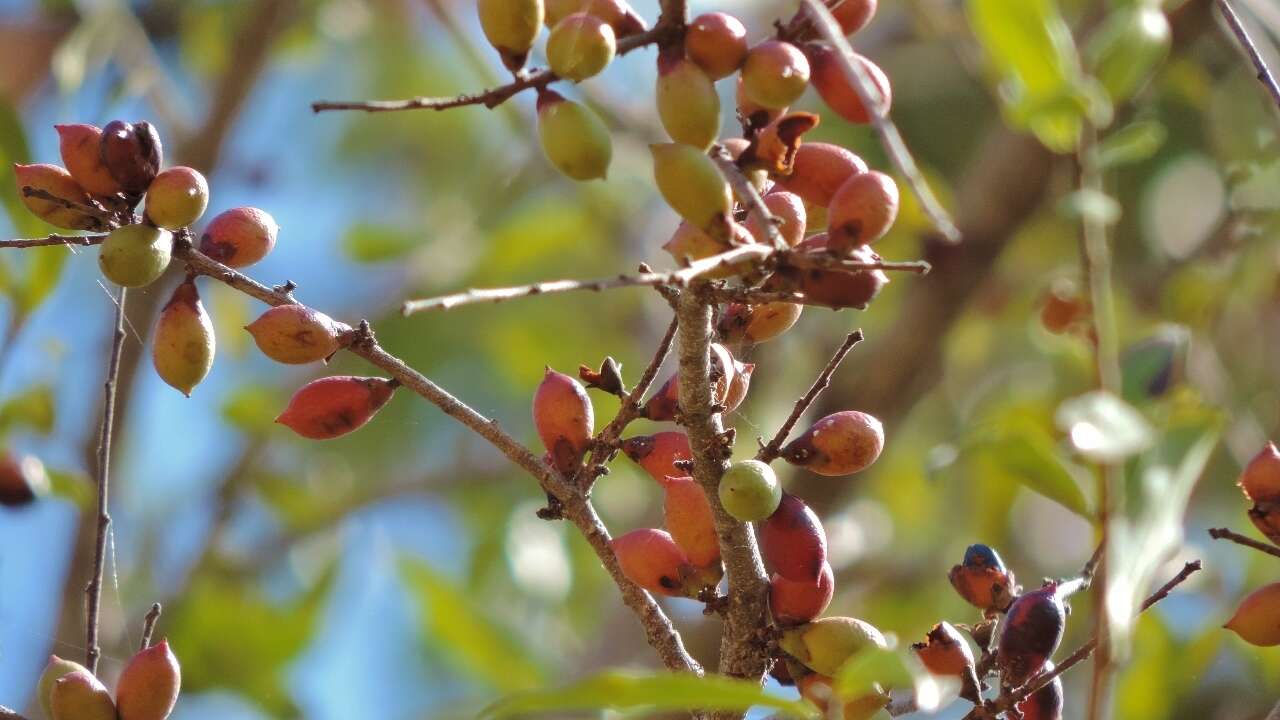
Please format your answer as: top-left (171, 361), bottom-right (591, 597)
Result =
top-left (782, 410), bottom-right (884, 476)
top-left (997, 584), bottom-right (1066, 686)
top-left (752, 112), bottom-right (820, 177)
top-left (1239, 442), bottom-right (1280, 504)
top-left (246, 305), bottom-right (349, 365)
top-left (746, 191), bottom-right (807, 248)
top-left (718, 302), bottom-right (803, 346)
top-left (798, 673), bottom-right (886, 720)
top-left (152, 278), bottom-right (215, 397)
top-left (660, 475), bottom-right (721, 570)
top-left (612, 527), bottom-right (696, 597)
top-left (545, 0), bottom-right (645, 37)
top-left (1225, 582), bottom-right (1280, 647)
top-left (723, 358), bottom-right (754, 413)
top-left (1040, 278), bottom-right (1087, 334)
top-left (1016, 663), bottom-right (1064, 720)
top-left (98, 224), bottom-right (173, 288)
top-left (780, 616), bottom-right (887, 676)
top-left (13, 163), bottom-right (100, 230)
top-left (773, 142), bottom-right (868, 208)
top-left (651, 143), bottom-right (733, 237)
top-left (685, 12), bottom-right (748, 80)
top-left (742, 41), bottom-right (810, 110)
top-left (55, 124), bottom-right (123, 197)
top-left (825, 0), bottom-right (877, 37)
top-left (771, 562), bottom-right (834, 626)
top-left (948, 543), bottom-right (1017, 615)
top-left (761, 492), bottom-right (828, 582)
top-left (100, 120), bottom-right (162, 194)
top-left (719, 459), bottom-right (781, 522)
top-left (808, 45), bottom-right (891, 125)
top-left (199, 206), bottom-right (278, 268)
top-left (827, 170), bottom-right (899, 252)
top-left (656, 50), bottom-right (721, 149)
top-left (547, 12), bottom-right (616, 81)
top-left (116, 639), bottom-right (181, 720)
top-left (537, 90), bottom-right (613, 181)
top-left (37, 655), bottom-right (90, 719)
top-left (641, 342), bottom-right (736, 420)
top-left (144, 166), bottom-right (209, 230)
top-left (533, 367), bottom-right (595, 476)
top-left (276, 376), bottom-right (397, 440)
top-left (51, 670), bottom-right (116, 720)
top-left (478, 0), bottom-right (544, 71)
top-left (0, 451), bottom-right (48, 507)
top-left (621, 431), bottom-right (692, 483)
top-left (768, 240), bottom-right (889, 309)
top-left (662, 221), bottom-right (755, 279)
top-left (912, 622), bottom-right (979, 694)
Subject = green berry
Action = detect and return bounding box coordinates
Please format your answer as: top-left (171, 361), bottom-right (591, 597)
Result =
top-left (98, 224), bottom-right (173, 288)
top-left (718, 459), bottom-right (782, 522)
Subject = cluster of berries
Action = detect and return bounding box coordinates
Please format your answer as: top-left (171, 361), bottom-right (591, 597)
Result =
top-left (36, 642), bottom-right (180, 720)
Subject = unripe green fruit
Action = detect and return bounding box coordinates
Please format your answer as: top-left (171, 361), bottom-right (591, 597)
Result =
top-left (685, 12), bottom-right (748, 80)
top-left (650, 143), bottom-right (732, 235)
top-left (55, 124), bottom-right (123, 197)
top-left (736, 76), bottom-right (785, 129)
top-left (656, 50), bottom-right (721, 149)
top-left (719, 459), bottom-right (781, 522)
top-left (152, 278), bottom-right (215, 397)
top-left (612, 528), bottom-right (698, 597)
top-left (198, 206), bottom-right (278, 268)
top-left (827, 170), bottom-right (898, 252)
top-left (780, 616), bottom-right (887, 676)
top-left (741, 41), bottom-right (810, 110)
top-left (537, 90), bottom-right (613, 181)
top-left (533, 367), bottom-right (595, 476)
top-left (747, 190), bottom-right (807, 247)
top-left (38, 655), bottom-right (91, 719)
top-left (116, 639), bottom-right (181, 720)
top-left (771, 562), bottom-right (834, 626)
top-left (145, 166), bottom-right (209, 230)
top-left (661, 475), bottom-right (720, 568)
top-left (783, 410), bottom-right (884, 476)
top-left (1085, 6), bottom-right (1170, 103)
top-left (13, 163), bottom-right (100, 230)
top-left (774, 143), bottom-right (868, 208)
top-left (545, 0), bottom-right (645, 37)
top-left (100, 120), bottom-right (163, 194)
top-left (1225, 582), bottom-right (1280, 647)
top-left (276, 376), bottom-right (398, 439)
top-left (478, 0), bottom-right (544, 72)
top-left (621, 431), bottom-right (692, 483)
top-left (807, 45), bottom-right (891, 125)
top-left (1239, 442), bottom-right (1280, 503)
top-left (98, 224), bottom-right (173, 288)
top-left (246, 305), bottom-right (349, 364)
top-left (547, 13), bottom-right (616, 81)
top-left (51, 670), bottom-right (116, 720)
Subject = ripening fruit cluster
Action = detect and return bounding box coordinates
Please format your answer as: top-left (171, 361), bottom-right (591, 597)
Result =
top-left (37, 641), bottom-right (181, 720)
top-left (1224, 443), bottom-right (1280, 647)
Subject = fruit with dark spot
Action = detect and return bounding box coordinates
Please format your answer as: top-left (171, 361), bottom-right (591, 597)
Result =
top-left (760, 493), bottom-right (827, 582)
top-left (246, 305), bottom-right (349, 365)
top-left (276, 376), bottom-right (398, 440)
top-left (771, 561), bottom-right (834, 626)
top-left (13, 163), bottom-right (100, 230)
top-left (152, 278), bottom-right (215, 397)
top-left (642, 343), bottom-right (735, 421)
top-left (783, 410), bottom-right (884, 476)
top-left (537, 89), bottom-right (613, 181)
top-left (685, 12), bottom-right (748, 80)
top-left (145, 166), bottom-right (209, 230)
top-left (736, 75), bottom-right (785, 129)
top-left (827, 170), bottom-right (898, 253)
top-left (718, 302), bottom-right (803, 346)
top-left (997, 584), bottom-right (1066, 686)
top-left (100, 120), bottom-right (162, 194)
top-left (621, 431), bottom-right (692, 483)
top-left (773, 143), bottom-right (868, 208)
top-left (547, 12), bottom-right (615, 81)
top-left (612, 527), bottom-right (698, 597)
top-left (55, 124), bottom-right (123, 197)
top-left (948, 543), bottom-right (1017, 615)
top-left (912, 622), bottom-right (979, 698)
top-left (741, 41), bottom-right (810, 109)
top-left (198, 206), bottom-right (278, 268)
top-left (767, 240), bottom-right (889, 310)
top-left (116, 639), bottom-right (181, 720)
top-left (99, 224), bottom-right (173, 288)
top-left (807, 44), bottom-right (891, 125)
top-left (719, 459), bottom-right (781, 522)
top-left (478, 0), bottom-right (543, 71)
top-left (533, 367), bottom-right (595, 476)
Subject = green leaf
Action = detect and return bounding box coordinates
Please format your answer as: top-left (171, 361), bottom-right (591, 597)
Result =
top-left (16, 247), bottom-right (70, 315)
top-left (479, 670), bottom-right (819, 719)
top-left (971, 428), bottom-right (1092, 518)
top-left (45, 468), bottom-right (92, 509)
top-left (0, 384), bottom-right (56, 435)
top-left (342, 222), bottom-right (419, 263)
top-left (221, 384), bottom-right (282, 434)
top-left (401, 557), bottom-right (546, 692)
top-left (1098, 121), bottom-right (1167, 169)
top-left (1055, 391), bottom-right (1155, 463)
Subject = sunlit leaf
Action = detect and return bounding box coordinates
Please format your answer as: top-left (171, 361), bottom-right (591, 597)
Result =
top-left (971, 428), bottom-right (1092, 518)
top-left (479, 670), bottom-right (819, 719)
top-left (1098, 121), bottom-right (1167, 170)
top-left (401, 557), bottom-right (546, 693)
top-left (0, 383), bottom-right (56, 435)
top-left (221, 384), bottom-right (282, 434)
top-left (1056, 391), bottom-right (1155, 463)
top-left (836, 647), bottom-right (953, 714)
top-left (45, 468), bottom-right (92, 509)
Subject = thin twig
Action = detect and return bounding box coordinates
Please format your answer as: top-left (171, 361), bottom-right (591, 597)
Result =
top-left (140, 602), bottom-right (163, 650)
top-left (1209, 526), bottom-right (1280, 559)
top-left (1216, 0), bottom-right (1280, 113)
top-left (798, 0), bottom-right (961, 244)
top-left (85, 286), bottom-right (127, 674)
top-left (710, 144), bottom-right (784, 250)
top-left (0, 233), bottom-right (107, 249)
top-left (311, 25), bottom-right (673, 114)
top-left (21, 187), bottom-right (117, 227)
top-left (756, 330), bottom-right (864, 463)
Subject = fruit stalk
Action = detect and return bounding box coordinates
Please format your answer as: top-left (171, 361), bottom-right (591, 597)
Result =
top-left (756, 330), bottom-right (864, 462)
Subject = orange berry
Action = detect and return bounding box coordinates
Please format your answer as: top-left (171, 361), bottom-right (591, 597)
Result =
top-left (807, 44), bottom-right (891, 125)
top-left (827, 170), bottom-right (899, 252)
top-left (783, 410), bottom-right (884, 476)
top-left (773, 142), bottom-right (868, 208)
top-left (621, 431), bottom-right (692, 483)
top-left (1225, 582), bottom-right (1280, 646)
top-left (660, 475), bottom-right (721, 569)
top-left (246, 305), bottom-right (349, 365)
top-left (199, 207), bottom-right (278, 268)
top-left (55, 124), bottom-right (123, 196)
top-left (116, 639), bottom-right (181, 720)
top-left (13, 163), bottom-right (100, 230)
top-left (533, 367), bottom-right (594, 476)
top-left (1239, 442), bottom-right (1280, 504)
top-left (747, 190), bottom-right (807, 247)
top-left (611, 528), bottom-right (696, 597)
top-left (718, 302), bottom-right (804, 346)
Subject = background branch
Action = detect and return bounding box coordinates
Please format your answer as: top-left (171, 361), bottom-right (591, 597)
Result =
top-left (1208, 527), bottom-right (1280, 559)
top-left (1216, 0), bottom-right (1280, 113)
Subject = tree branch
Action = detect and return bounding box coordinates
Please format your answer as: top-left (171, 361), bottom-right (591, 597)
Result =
top-left (797, 0), bottom-right (961, 244)
top-left (710, 144), bottom-right (784, 249)
top-left (1216, 0), bottom-right (1280, 113)
top-left (140, 602), bottom-right (162, 651)
top-left (0, 706), bottom-right (30, 720)
top-left (84, 285), bottom-right (127, 674)
top-left (756, 330), bottom-right (864, 463)
top-left (1209, 526), bottom-right (1280, 559)
top-left (0, 233), bottom-right (106, 249)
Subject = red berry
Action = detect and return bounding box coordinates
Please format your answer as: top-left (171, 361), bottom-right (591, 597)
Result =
top-left (199, 207), bottom-right (279, 268)
top-left (747, 190), bottom-right (807, 247)
top-left (276, 376), bottom-right (398, 440)
top-left (807, 44), bottom-right (891, 125)
top-left (621, 431), bottom-right (692, 483)
top-left (827, 170), bottom-right (899, 252)
top-left (1015, 664), bottom-right (1064, 720)
top-left (782, 410), bottom-right (884, 476)
top-left (533, 367), bottom-right (595, 476)
top-left (660, 475), bottom-right (721, 570)
top-left (684, 12), bottom-right (748, 80)
top-left (0, 451), bottom-right (47, 507)
top-left (760, 493), bottom-right (828, 582)
top-left (611, 528), bottom-right (696, 597)
top-left (773, 142), bottom-right (868, 208)
top-left (997, 585), bottom-right (1066, 686)
top-left (770, 561), bottom-right (834, 625)
top-left (99, 120), bottom-right (162, 194)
